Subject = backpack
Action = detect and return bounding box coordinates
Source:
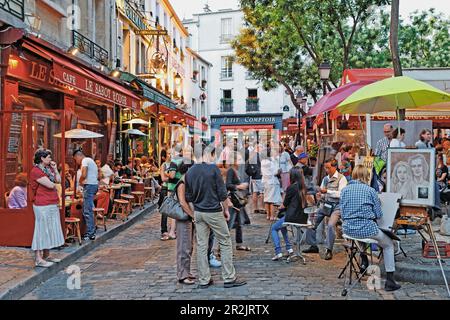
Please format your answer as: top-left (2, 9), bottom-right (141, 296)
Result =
top-left (245, 162), bottom-right (257, 178)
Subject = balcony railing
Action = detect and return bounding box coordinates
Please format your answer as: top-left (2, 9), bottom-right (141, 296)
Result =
top-left (221, 98), bottom-right (233, 113)
top-left (246, 98), bottom-right (259, 112)
top-left (0, 0), bottom-right (24, 20)
top-left (72, 30), bottom-right (109, 66)
top-left (123, 0), bottom-right (152, 30)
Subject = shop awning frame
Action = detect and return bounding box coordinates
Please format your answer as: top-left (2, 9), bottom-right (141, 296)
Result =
top-left (120, 72), bottom-right (177, 109)
top-left (22, 40), bottom-right (141, 110)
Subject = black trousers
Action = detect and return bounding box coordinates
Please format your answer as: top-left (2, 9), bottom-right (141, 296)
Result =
top-left (159, 187), bottom-right (168, 234)
top-left (227, 207), bottom-right (243, 244)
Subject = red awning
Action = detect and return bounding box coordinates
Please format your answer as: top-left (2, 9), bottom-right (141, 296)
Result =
top-left (341, 68), bottom-right (393, 85)
top-left (23, 41), bottom-right (140, 110)
top-left (147, 104), bottom-right (197, 127)
top-left (221, 124), bottom-right (274, 131)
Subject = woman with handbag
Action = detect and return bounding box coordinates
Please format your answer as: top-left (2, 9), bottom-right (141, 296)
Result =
top-left (270, 167), bottom-right (308, 261)
top-left (174, 160), bottom-right (196, 285)
top-left (225, 152), bottom-right (251, 252)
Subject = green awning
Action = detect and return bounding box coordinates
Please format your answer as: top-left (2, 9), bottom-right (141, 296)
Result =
top-left (120, 72), bottom-right (176, 109)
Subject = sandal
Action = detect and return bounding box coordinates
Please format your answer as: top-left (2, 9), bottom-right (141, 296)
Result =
top-left (168, 235), bottom-right (177, 240)
top-left (236, 245), bottom-right (251, 251)
top-left (179, 278), bottom-right (195, 285)
top-left (45, 257), bottom-right (62, 263)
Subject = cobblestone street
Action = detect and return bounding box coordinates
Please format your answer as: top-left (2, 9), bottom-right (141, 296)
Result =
top-left (20, 208), bottom-right (449, 300)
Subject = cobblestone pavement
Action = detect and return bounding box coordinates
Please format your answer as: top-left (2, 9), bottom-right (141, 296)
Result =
top-left (22, 208), bottom-right (450, 300)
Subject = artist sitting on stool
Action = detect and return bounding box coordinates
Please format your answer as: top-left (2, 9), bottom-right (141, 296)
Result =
top-left (341, 165), bottom-right (401, 292)
top-left (303, 158), bottom-right (347, 260)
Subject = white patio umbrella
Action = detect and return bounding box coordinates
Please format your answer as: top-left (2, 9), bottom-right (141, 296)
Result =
top-left (121, 128), bottom-right (147, 136)
top-left (54, 128), bottom-right (104, 139)
top-left (124, 118), bottom-right (149, 125)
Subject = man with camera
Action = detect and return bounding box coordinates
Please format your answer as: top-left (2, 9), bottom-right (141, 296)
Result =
top-left (302, 158), bottom-right (347, 260)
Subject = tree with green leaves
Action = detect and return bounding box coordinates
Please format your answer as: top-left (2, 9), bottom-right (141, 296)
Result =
top-left (234, 0), bottom-right (389, 113)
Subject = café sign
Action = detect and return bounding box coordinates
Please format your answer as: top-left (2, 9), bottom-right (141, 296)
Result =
top-left (8, 52), bottom-right (139, 109)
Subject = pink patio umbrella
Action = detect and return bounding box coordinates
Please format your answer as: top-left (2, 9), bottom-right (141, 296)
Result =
top-left (307, 80), bottom-right (375, 117)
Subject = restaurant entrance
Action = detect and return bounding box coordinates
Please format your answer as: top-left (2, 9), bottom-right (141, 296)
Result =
top-left (0, 109), bottom-right (66, 247)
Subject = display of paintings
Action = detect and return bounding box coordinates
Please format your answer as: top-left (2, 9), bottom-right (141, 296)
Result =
top-left (387, 148), bottom-right (435, 206)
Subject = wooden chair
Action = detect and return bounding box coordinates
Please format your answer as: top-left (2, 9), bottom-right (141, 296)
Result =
top-left (93, 208), bottom-right (107, 232)
top-left (111, 199), bottom-right (130, 221)
top-left (121, 194), bottom-right (135, 213)
top-left (65, 217), bottom-right (82, 245)
top-left (131, 191), bottom-right (145, 210)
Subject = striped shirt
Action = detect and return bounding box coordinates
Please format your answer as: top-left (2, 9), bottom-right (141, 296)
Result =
top-left (340, 180), bottom-right (383, 239)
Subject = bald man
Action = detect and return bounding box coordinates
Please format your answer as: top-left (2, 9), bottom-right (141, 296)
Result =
top-left (375, 123), bottom-right (393, 162)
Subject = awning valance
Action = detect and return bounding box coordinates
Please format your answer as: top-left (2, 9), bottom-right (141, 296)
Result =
top-left (22, 41), bottom-right (140, 110)
top-left (120, 72), bottom-right (176, 109)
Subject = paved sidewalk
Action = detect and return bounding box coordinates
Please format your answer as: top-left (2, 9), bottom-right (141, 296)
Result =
top-left (19, 206), bottom-right (450, 300)
top-left (0, 201), bottom-right (157, 300)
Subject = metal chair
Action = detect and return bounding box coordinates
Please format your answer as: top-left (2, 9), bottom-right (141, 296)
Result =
top-left (339, 234), bottom-right (380, 296)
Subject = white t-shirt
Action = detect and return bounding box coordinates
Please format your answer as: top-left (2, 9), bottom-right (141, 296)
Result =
top-left (81, 157), bottom-right (98, 185)
top-left (390, 139), bottom-right (406, 148)
top-left (101, 164), bottom-right (114, 185)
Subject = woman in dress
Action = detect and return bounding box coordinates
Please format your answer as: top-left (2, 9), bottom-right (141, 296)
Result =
top-left (30, 149), bottom-right (65, 268)
top-left (261, 148), bottom-right (282, 221)
top-left (391, 161), bottom-right (415, 200)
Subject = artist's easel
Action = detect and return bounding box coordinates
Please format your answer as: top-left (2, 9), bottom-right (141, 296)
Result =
top-left (395, 205), bottom-right (450, 297)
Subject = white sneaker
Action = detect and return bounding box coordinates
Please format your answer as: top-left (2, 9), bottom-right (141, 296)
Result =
top-left (272, 253), bottom-right (283, 261)
top-left (287, 248), bottom-right (294, 255)
top-left (209, 254), bottom-right (222, 268)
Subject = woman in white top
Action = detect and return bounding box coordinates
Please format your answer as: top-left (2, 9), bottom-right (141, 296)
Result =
top-left (279, 144), bottom-right (293, 192)
top-left (390, 127), bottom-right (406, 148)
top-left (261, 149), bottom-right (282, 221)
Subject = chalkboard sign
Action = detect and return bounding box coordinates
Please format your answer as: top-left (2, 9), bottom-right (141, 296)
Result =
top-left (7, 110), bottom-right (24, 154)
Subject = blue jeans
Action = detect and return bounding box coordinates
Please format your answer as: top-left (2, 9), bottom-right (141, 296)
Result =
top-left (83, 184), bottom-right (98, 237)
top-left (271, 216), bottom-right (292, 255)
top-left (305, 208), bottom-right (340, 251)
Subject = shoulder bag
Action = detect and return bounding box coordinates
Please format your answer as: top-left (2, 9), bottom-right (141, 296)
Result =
top-left (159, 181), bottom-right (190, 221)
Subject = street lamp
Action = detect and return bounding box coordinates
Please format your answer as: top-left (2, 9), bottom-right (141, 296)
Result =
top-left (319, 60), bottom-right (331, 134)
top-left (174, 72), bottom-right (182, 85)
top-left (319, 60), bottom-right (331, 82)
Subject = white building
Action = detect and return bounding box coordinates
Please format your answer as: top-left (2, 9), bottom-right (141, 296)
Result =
top-left (183, 7), bottom-right (296, 139)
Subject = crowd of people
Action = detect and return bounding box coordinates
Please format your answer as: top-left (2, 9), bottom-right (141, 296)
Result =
top-left (9, 123), bottom-right (450, 290)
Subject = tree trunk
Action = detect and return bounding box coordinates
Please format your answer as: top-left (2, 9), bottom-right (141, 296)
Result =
top-left (390, 0), bottom-right (405, 120)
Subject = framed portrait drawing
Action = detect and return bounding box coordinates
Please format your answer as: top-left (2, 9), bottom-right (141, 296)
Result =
top-left (387, 148), bottom-right (435, 207)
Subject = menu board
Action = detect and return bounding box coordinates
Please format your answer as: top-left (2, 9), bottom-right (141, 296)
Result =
top-left (7, 107), bottom-right (24, 154)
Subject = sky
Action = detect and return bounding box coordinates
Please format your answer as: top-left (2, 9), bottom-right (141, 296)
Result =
top-left (170, 0), bottom-right (450, 21)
